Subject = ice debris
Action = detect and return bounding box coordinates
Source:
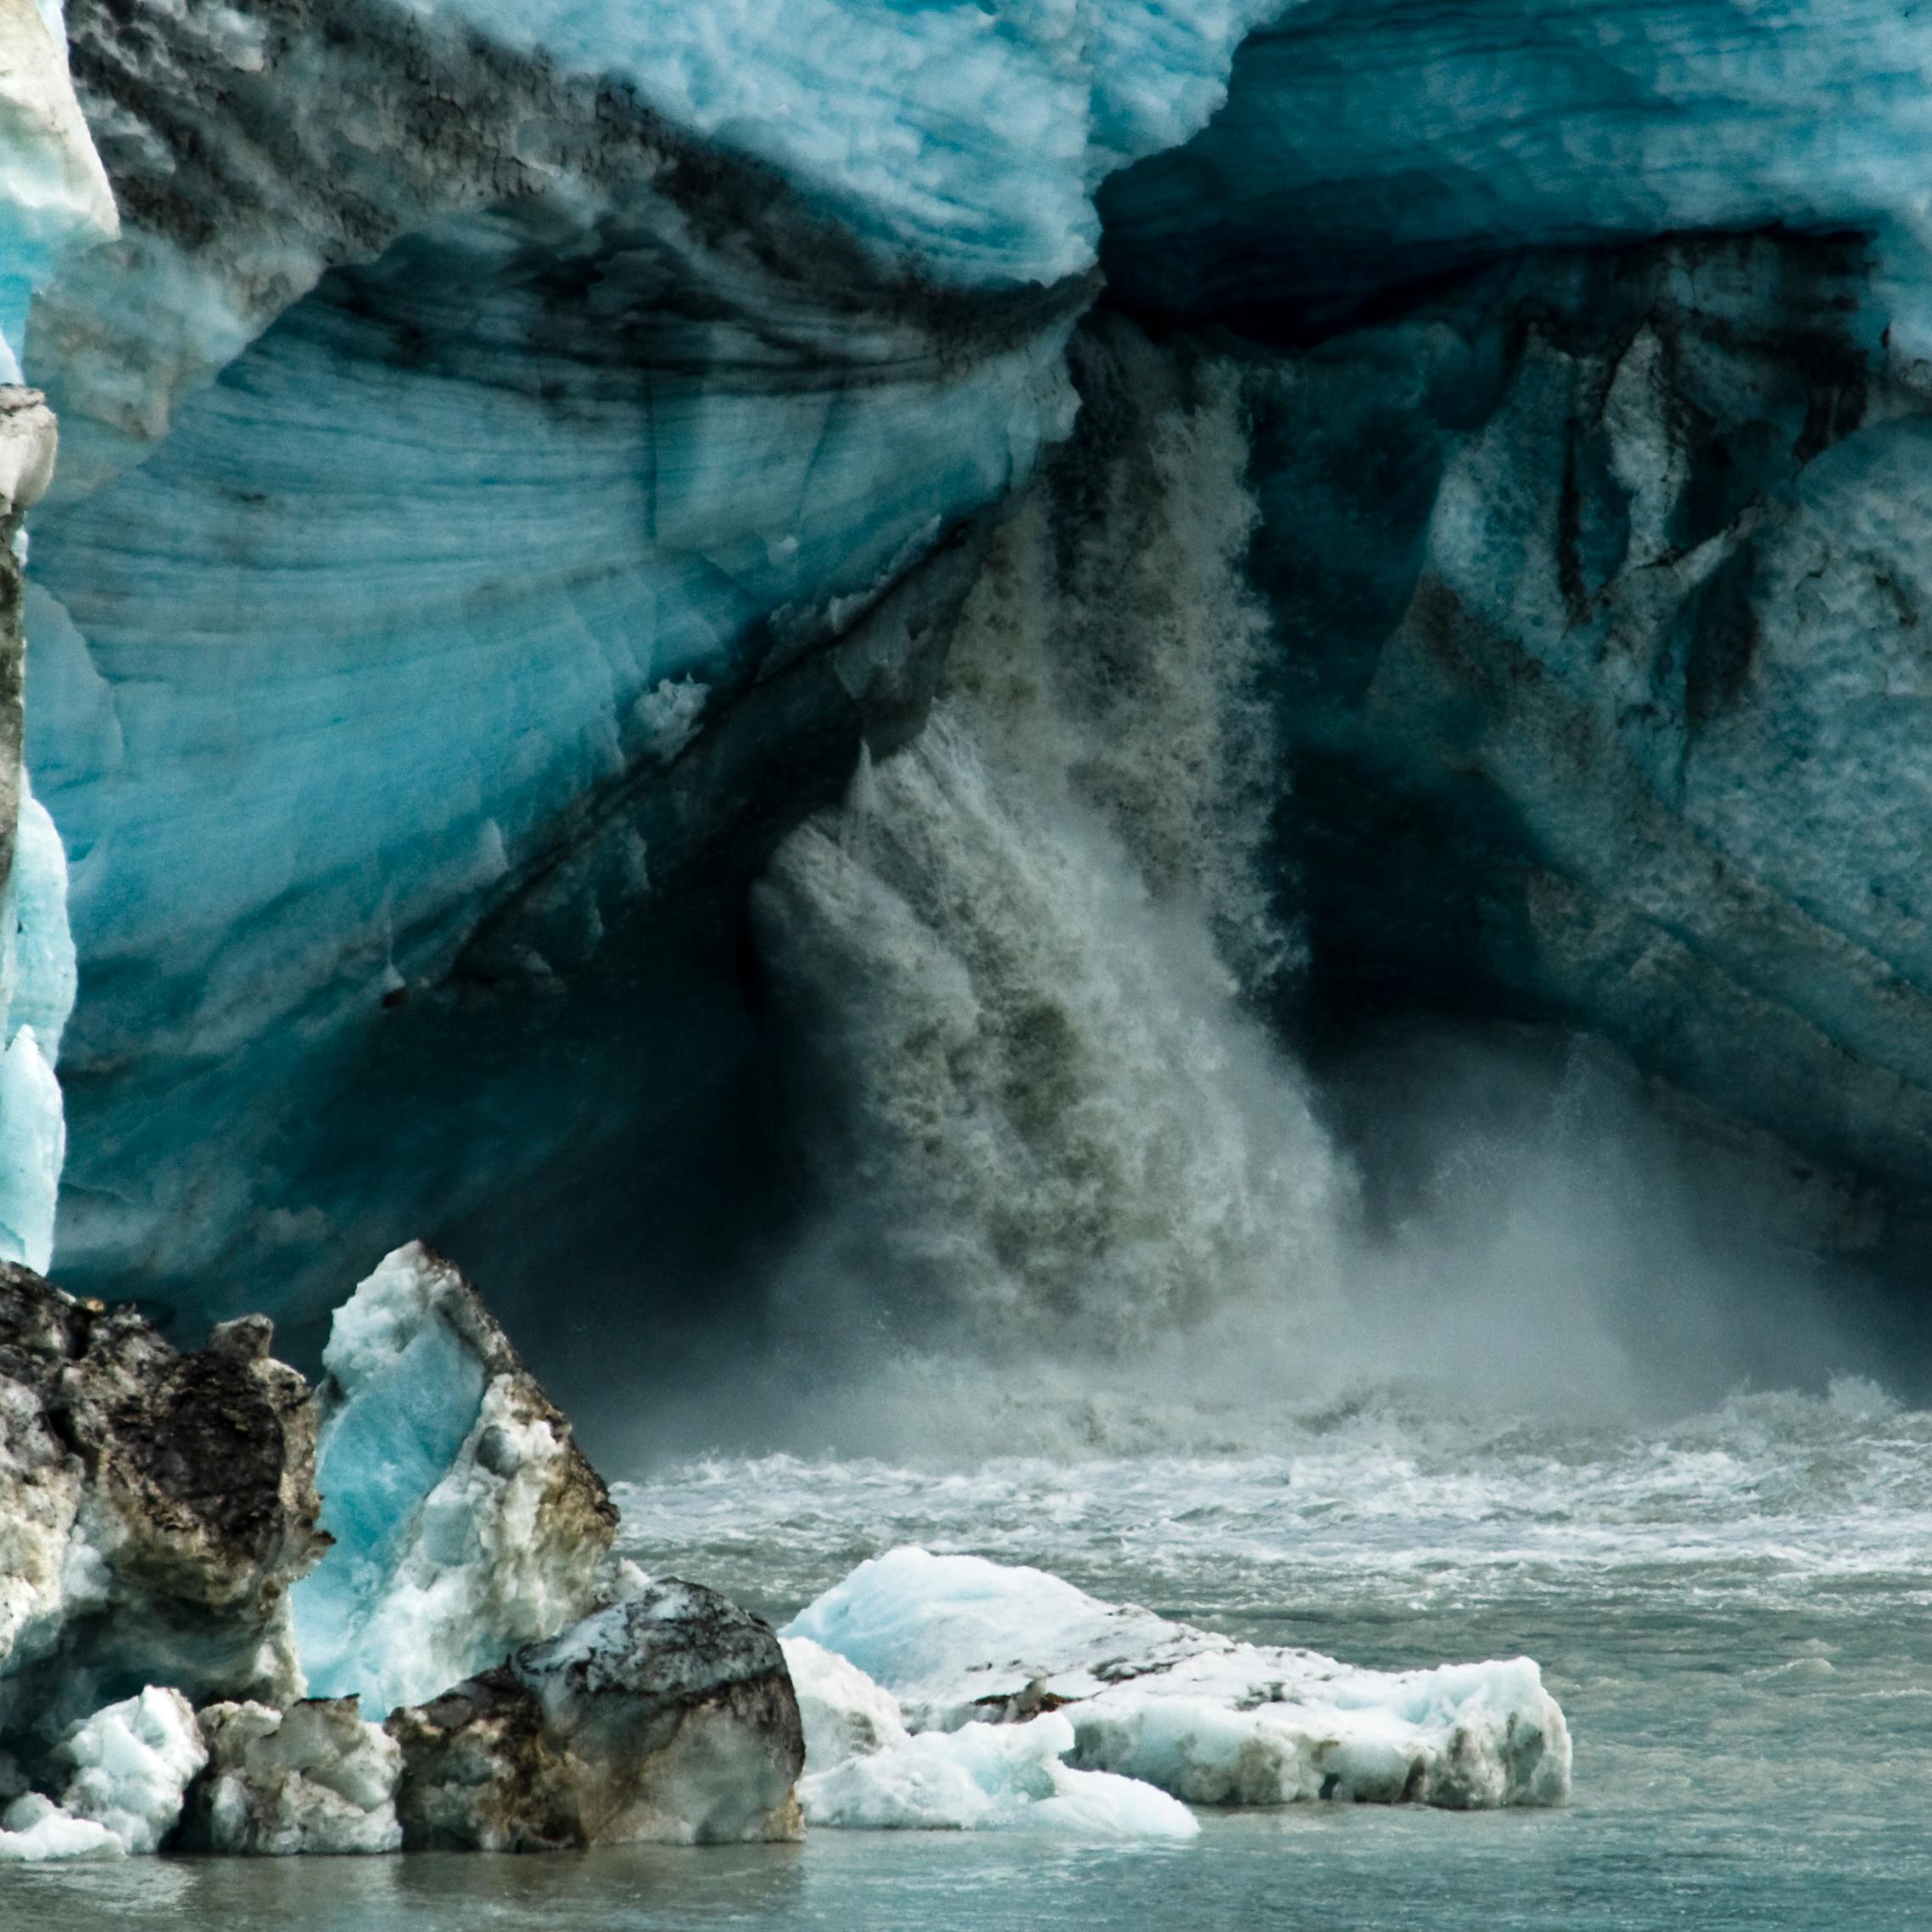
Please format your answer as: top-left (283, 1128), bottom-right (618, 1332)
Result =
top-left (180, 1698), bottom-right (402, 1856)
top-left (782, 1632), bottom-right (1195, 1837)
top-left (291, 1242), bottom-right (618, 1717)
top-left (0, 1686), bottom-right (205, 1860)
top-left (788, 1548), bottom-right (1571, 1808)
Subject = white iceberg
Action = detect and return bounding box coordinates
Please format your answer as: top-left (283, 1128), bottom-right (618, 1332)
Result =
top-left (184, 1698), bottom-right (402, 1857)
top-left (787, 1548), bottom-right (1570, 1809)
top-left (797, 1708), bottom-right (1197, 1838)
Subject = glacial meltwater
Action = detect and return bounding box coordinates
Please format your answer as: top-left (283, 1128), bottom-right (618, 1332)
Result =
top-left (7, 1381), bottom-right (1929, 1929)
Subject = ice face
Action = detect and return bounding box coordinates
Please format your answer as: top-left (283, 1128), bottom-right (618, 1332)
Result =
top-left (0, 0), bottom-right (113, 380)
top-left (0, 0), bottom-right (102, 1277)
top-left (1103, 0), bottom-right (1932, 338)
top-left (421, 0), bottom-right (1285, 285)
top-left (0, 779), bottom-right (78, 1271)
top-left (23, 0), bottom-right (1086, 1310)
top-left (787, 1548), bottom-right (1571, 1809)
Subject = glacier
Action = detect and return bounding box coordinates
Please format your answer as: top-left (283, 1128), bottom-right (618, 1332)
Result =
top-left (0, 0), bottom-right (109, 1280)
top-left (3, 0), bottom-right (1932, 1337)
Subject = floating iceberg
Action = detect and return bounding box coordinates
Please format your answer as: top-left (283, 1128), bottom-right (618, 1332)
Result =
top-left (388, 1583), bottom-right (805, 1851)
top-left (797, 1708), bottom-right (1197, 1838)
top-left (788, 1549), bottom-right (1570, 1809)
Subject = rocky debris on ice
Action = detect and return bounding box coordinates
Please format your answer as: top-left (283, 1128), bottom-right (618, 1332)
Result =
top-left (291, 1242), bottom-right (618, 1717)
top-left (386, 1582), bottom-right (804, 1851)
top-left (788, 1548), bottom-right (1571, 1809)
top-left (0, 1685), bottom-right (204, 1860)
top-left (178, 1697), bottom-right (401, 1855)
top-left (0, 1264), bottom-right (325, 1759)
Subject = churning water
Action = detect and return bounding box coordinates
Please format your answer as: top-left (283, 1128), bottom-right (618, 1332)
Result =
top-left (18, 1386), bottom-right (1932, 1929)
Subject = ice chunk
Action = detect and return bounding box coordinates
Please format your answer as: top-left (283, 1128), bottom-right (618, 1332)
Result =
top-left (787, 1548), bottom-right (1570, 1808)
top-left (781, 1629), bottom-right (1194, 1836)
top-left (181, 1698), bottom-right (402, 1856)
top-left (46, 1686), bottom-right (205, 1855)
top-left (0, 1271), bottom-right (324, 1756)
top-left (780, 1634), bottom-right (907, 1771)
top-left (0, 1027), bottom-right (61, 1274)
top-left (798, 1709), bottom-right (1197, 1838)
top-left (0, 1790), bottom-right (120, 1860)
top-left (0, 773), bottom-right (76, 1275)
top-left (292, 1243), bottom-right (617, 1717)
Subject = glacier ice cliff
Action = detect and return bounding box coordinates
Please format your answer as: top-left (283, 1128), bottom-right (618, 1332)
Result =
top-left (4, 0), bottom-right (1932, 1365)
top-left (18, 0), bottom-right (1097, 1324)
top-left (0, 0), bottom-right (109, 1278)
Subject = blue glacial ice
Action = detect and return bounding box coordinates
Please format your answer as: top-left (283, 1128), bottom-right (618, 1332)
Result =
top-left (0, 773), bottom-right (73, 1270)
top-left (0, 0), bottom-right (106, 1275)
top-left (1103, 0), bottom-right (1932, 334)
top-left (12, 0), bottom-right (1932, 1319)
top-left (426, 0), bottom-right (1287, 285)
top-left (291, 1244), bottom-right (619, 1717)
top-left (15, 0), bottom-right (1094, 1304)
top-left (0, 0), bottom-right (111, 380)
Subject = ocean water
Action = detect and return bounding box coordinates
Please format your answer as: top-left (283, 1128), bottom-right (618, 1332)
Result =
top-left (13, 1376), bottom-right (1932, 1929)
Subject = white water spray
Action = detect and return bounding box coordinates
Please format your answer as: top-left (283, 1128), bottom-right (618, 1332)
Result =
top-left (752, 335), bottom-right (1345, 1360)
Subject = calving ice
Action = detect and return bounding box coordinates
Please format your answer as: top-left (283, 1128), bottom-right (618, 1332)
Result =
top-left (0, 0), bottom-right (1929, 1923)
